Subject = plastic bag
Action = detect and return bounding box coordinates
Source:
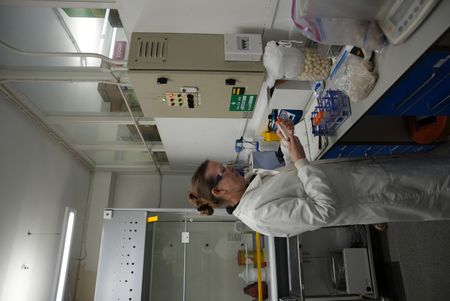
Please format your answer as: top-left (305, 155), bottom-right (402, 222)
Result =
top-left (331, 53), bottom-right (378, 102)
top-left (297, 47), bottom-right (332, 80)
top-left (291, 0), bottom-right (386, 51)
top-left (263, 41), bottom-right (304, 88)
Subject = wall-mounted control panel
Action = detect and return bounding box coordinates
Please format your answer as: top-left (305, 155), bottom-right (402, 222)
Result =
top-left (164, 92), bottom-right (199, 108)
top-left (128, 32), bottom-right (264, 118)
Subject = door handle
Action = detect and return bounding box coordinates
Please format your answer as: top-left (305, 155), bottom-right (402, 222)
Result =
top-left (225, 78), bottom-right (236, 86)
top-left (428, 94), bottom-right (450, 114)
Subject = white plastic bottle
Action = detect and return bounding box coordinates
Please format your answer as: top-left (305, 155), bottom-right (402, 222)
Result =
top-left (238, 267), bottom-right (267, 282)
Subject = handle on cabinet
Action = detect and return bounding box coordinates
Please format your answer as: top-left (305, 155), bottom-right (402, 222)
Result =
top-left (395, 55), bottom-right (450, 114)
top-left (389, 145), bottom-right (399, 155)
top-left (394, 71), bottom-right (436, 113)
top-left (429, 94), bottom-right (450, 114)
top-left (225, 78), bottom-right (236, 86)
top-left (427, 71), bottom-right (450, 113)
top-left (157, 77), bottom-right (168, 84)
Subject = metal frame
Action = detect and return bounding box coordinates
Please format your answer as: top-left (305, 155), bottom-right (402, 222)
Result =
top-left (94, 210), bottom-right (150, 301)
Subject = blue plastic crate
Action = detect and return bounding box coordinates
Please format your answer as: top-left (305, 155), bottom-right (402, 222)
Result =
top-left (311, 90), bottom-right (351, 136)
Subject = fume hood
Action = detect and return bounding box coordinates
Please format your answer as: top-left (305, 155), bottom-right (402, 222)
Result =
top-left (94, 209), bottom-right (378, 301)
top-left (94, 209), bottom-right (272, 301)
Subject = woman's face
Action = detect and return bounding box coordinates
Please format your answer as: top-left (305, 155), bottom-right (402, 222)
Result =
top-left (205, 161), bottom-right (247, 196)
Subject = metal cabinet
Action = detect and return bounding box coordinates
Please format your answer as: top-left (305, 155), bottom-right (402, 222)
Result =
top-left (369, 49), bottom-right (450, 115)
top-left (128, 32), bottom-right (265, 118)
top-left (321, 109), bottom-right (442, 160)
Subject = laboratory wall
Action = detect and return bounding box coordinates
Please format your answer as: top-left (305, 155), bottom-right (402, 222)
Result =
top-left (112, 173), bottom-right (192, 208)
top-left (0, 98), bottom-right (91, 301)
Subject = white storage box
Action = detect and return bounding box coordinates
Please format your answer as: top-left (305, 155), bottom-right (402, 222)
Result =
top-left (269, 80), bottom-right (312, 110)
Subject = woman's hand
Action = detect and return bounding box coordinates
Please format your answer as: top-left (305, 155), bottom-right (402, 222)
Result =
top-left (276, 119), bottom-right (294, 141)
top-left (287, 135), bottom-right (306, 162)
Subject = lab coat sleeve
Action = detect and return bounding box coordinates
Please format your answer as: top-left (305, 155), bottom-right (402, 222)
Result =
top-left (294, 159), bottom-right (337, 223)
top-left (241, 161), bottom-right (337, 236)
top-left (280, 140), bottom-right (293, 167)
top-left (248, 196), bottom-right (333, 236)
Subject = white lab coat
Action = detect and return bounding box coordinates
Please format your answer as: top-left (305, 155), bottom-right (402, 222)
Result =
top-left (233, 148), bottom-right (450, 237)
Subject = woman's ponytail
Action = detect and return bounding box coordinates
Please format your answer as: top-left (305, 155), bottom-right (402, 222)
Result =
top-left (188, 191), bottom-right (216, 216)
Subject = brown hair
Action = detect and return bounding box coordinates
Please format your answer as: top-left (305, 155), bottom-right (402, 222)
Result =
top-left (188, 160), bottom-right (221, 215)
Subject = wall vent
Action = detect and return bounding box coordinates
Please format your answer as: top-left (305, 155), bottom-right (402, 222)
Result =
top-left (133, 36), bottom-right (167, 64)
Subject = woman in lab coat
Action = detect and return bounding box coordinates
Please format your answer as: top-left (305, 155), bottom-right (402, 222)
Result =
top-left (188, 124), bottom-right (450, 237)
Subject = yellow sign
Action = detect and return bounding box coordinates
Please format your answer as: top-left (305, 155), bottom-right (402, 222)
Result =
top-left (147, 216), bottom-right (159, 223)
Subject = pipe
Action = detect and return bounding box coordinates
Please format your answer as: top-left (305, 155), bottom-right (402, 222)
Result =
top-left (52, 8), bottom-right (87, 67)
top-left (117, 84), bottom-right (162, 173)
top-left (182, 218), bottom-right (188, 301)
top-left (0, 39), bottom-right (127, 66)
top-left (255, 232), bottom-right (263, 301)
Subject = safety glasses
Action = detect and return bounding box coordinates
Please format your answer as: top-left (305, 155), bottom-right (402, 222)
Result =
top-left (213, 163), bottom-right (227, 187)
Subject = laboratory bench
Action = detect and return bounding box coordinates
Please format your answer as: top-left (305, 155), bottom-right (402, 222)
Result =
top-left (307, 0), bottom-right (450, 160)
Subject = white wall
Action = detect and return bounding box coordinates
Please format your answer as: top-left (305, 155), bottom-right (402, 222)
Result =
top-left (0, 98), bottom-right (91, 301)
top-left (76, 171), bottom-right (114, 301)
top-left (112, 173), bottom-right (192, 208)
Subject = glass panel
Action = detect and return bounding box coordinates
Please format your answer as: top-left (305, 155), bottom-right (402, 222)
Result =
top-left (0, 6), bottom-right (128, 67)
top-left (84, 150), bottom-right (152, 164)
top-left (140, 125), bottom-right (162, 142)
top-left (185, 221), bottom-right (252, 301)
top-left (55, 124), bottom-right (143, 144)
top-left (150, 221), bottom-right (185, 301)
top-left (149, 213), bottom-right (248, 301)
top-left (11, 82), bottom-right (143, 115)
top-left (152, 152), bottom-right (168, 163)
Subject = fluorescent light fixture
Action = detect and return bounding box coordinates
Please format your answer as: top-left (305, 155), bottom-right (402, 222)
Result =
top-left (52, 208), bottom-right (76, 301)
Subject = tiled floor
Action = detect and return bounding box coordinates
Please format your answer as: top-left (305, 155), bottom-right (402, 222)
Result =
top-left (371, 220), bottom-right (450, 301)
top-left (371, 143), bottom-right (450, 301)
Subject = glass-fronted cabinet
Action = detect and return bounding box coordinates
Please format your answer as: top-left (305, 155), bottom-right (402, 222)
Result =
top-left (94, 209), bottom-right (270, 301)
